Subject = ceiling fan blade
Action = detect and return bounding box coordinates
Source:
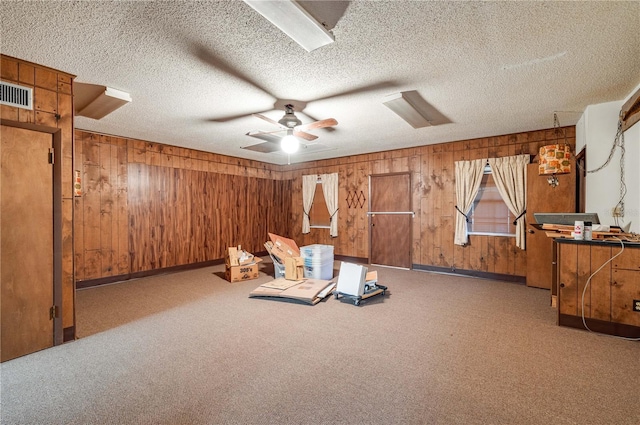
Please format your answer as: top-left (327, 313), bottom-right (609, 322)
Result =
top-left (293, 130), bottom-right (318, 141)
top-left (244, 131), bottom-right (283, 153)
top-left (253, 113), bottom-right (286, 129)
top-left (249, 128), bottom-right (315, 142)
top-left (190, 42), bottom-right (284, 122)
top-left (242, 141), bottom-right (282, 153)
top-left (309, 81), bottom-right (397, 103)
top-left (246, 130), bottom-right (283, 143)
top-left (207, 108), bottom-right (274, 123)
top-left (192, 43), bottom-right (273, 98)
top-left (296, 118), bottom-right (338, 132)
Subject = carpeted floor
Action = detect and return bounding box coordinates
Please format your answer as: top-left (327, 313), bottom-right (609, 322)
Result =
top-left (1, 260), bottom-right (639, 424)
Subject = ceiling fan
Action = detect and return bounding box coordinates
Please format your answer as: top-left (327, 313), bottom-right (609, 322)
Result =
top-left (243, 104), bottom-right (337, 154)
top-left (189, 44), bottom-right (396, 124)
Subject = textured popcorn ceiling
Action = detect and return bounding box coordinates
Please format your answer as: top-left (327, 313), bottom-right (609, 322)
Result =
top-left (1, 1), bottom-right (638, 165)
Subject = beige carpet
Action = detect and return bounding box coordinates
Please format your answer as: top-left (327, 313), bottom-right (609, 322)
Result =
top-left (1, 259), bottom-right (639, 424)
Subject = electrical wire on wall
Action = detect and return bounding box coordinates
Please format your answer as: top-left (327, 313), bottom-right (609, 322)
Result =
top-left (555, 109), bottom-right (635, 340)
top-left (581, 237), bottom-right (640, 341)
top-left (558, 110), bottom-right (638, 341)
top-left (573, 111), bottom-right (627, 226)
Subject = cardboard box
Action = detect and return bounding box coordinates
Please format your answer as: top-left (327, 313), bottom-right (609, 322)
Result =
top-left (268, 232), bottom-right (300, 261)
top-left (225, 258), bottom-right (262, 283)
top-left (226, 246), bottom-right (254, 267)
top-left (285, 256), bottom-right (304, 280)
top-left (225, 245), bottom-right (261, 282)
top-left (249, 278), bottom-right (336, 305)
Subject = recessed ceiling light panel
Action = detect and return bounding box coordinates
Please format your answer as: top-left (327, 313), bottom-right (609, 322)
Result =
top-left (383, 92), bottom-right (432, 129)
top-left (77, 86), bottom-right (132, 120)
top-left (244, 0), bottom-right (335, 52)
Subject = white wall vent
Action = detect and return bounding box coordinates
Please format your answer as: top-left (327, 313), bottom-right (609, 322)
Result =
top-left (0, 81), bottom-right (33, 110)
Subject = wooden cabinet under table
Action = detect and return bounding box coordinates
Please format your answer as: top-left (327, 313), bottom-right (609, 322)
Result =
top-left (556, 239), bottom-right (640, 338)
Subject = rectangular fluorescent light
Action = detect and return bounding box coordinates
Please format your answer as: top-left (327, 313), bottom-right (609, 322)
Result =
top-left (77, 87), bottom-right (131, 120)
top-left (383, 92), bottom-right (432, 129)
top-left (244, 0), bottom-right (334, 52)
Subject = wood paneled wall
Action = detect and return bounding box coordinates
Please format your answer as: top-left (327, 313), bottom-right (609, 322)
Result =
top-left (286, 127), bottom-right (576, 278)
top-left (3, 53), bottom-right (579, 347)
top-left (74, 131), bottom-right (290, 282)
top-left (75, 123), bottom-right (574, 282)
top-left (1, 55), bottom-right (75, 334)
top-left (74, 133), bottom-right (129, 280)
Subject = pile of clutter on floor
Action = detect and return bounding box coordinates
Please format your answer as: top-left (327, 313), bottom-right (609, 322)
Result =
top-left (225, 233), bottom-right (387, 305)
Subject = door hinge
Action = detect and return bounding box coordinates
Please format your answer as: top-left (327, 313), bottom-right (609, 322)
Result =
top-left (50, 305), bottom-right (58, 320)
top-left (48, 148), bottom-right (54, 164)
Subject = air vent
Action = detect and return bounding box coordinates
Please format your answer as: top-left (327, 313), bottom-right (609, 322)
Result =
top-left (0, 81), bottom-right (33, 110)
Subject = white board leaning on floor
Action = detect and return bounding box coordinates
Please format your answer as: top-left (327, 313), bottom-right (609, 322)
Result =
top-left (336, 262), bottom-right (368, 296)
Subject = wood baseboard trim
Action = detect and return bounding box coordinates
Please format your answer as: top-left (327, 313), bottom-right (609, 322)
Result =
top-left (77, 253), bottom-right (369, 289)
top-left (412, 264), bottom-right (526, 284)
top-left (558, 314), bottom-right (640, 338)
top-left (79, 256), bottom-right (527, 289)
top-left (63, 326), bottom-right (75, 342)
top-left (77, 251), bottom-right (271, 289)
top-left (334, 255), bottom-right (368, 264)
top-left (76, 259), bottom-right (225, 289)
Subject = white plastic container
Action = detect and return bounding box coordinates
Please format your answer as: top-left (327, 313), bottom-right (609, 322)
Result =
top-left (303, 261), bottom-right (334, 280)
top-left (300, 244), bottom-right (334, 260)
top-left (301, 244), bottom-right (334, 279)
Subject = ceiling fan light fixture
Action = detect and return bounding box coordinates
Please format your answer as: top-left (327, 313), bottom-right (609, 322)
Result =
top-left (243, 0), bottom-right (334, 52)
top-left (383, 92), bottom-right (431, 129)
top-left (278, 114), bottom-right (302, 128)
top-left (281, 132), bottom-right (299, 153)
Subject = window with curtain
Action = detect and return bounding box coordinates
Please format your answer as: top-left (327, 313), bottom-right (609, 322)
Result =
top-left (467, 168), bottom-right (516, 236)
top-left (302, 172), bottom-right (339, 237)
top-left (309, 182), bottom-right (330, 228)
top-left (455, 155), bottom-right (528, 249)
top-left (454, 158), bottom-right (486, 246)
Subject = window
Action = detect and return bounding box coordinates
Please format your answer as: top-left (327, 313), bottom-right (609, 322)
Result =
top-left (309, 182), bottom-right (330, 228)
top-left (302, 173), bottom-right (338, 236)
top-left (467, 167), bottom-right (516, 236)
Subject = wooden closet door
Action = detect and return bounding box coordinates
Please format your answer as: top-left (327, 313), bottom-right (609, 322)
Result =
top-left (525, 161), bottom-right (575, 289)
top-left (369, 173), bottom-right (412, 268)
top-left (1, 125), bottom-right (54, 362)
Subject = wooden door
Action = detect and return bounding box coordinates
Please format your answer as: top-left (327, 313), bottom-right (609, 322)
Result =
top-left (525, 162), bottom-right (575, 289)
top-left (369, 173), bottom-right (412, 268)
top-left (1, 125), bottom-right (54, 362)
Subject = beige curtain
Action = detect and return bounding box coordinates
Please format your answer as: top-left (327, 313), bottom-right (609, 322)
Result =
top-left (301, 174), bottom-right (317, 234)
top-left (488, 154), bottom-right (529, 250)
top-left (454, 158), bottom-right (486, 246)
top-left (320, 172), bottom-right (339, 237)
